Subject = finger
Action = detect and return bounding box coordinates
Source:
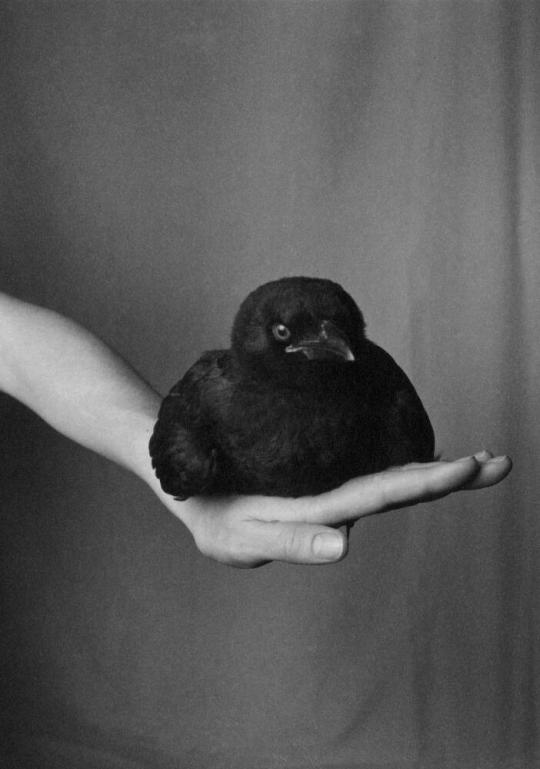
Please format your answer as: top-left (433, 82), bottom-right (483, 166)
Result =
top-left (217, 519), bottom-right (348, 568)
top-left (185, 498), bottom-right (349, 567)
top-left (287, 457), bottom-right (484, 526)
top-left (421, 451), bottom-right (511, 489)
top-left (230, 520), bottom-right (348, 566)
top-left (461, 455), bottom-right (512, 489)
top-left (398, 450), bottom-right (493, 471)
top-left (472, 449), bottom-right (494, 461)
top-left (430, 451), bottom-right (511, 489)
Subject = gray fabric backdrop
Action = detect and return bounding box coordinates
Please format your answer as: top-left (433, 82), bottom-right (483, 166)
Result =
top-left (1, 2), bottom-right (538, 768)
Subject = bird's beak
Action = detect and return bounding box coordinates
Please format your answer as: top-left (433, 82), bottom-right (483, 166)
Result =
top-left (285, 320), bottom-right (355, 362)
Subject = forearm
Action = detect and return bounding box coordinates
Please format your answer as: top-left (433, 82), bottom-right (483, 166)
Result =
top-left (0, 292), bottom-right (160, 482)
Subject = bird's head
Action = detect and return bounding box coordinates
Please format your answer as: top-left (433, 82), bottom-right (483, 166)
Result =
top-left (231, 277), bottom-right (366, 380)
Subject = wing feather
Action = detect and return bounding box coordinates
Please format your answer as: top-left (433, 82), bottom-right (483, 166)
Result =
top-left (149, 351), bottom-right (232, 499)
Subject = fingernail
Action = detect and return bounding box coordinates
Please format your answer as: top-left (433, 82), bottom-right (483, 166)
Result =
top-left (313, 533), bottom-right (344, 560)
top-left (491, 454), bottom-right (510, 463)
top-left (473, 450), bottom-right (492, 460)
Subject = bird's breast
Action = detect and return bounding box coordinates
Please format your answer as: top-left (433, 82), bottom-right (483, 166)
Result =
top-left (213, 378), bottom-right (377, 496)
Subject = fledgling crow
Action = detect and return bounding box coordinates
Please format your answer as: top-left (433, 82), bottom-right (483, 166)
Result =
top-left (149, 277), bottom-right (435, 499)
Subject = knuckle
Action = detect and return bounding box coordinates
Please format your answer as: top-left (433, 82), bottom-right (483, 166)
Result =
top-left (279, 527), bottom-right (303, 561)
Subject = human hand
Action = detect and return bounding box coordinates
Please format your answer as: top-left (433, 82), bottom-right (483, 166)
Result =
top-left (155, 451), bottom-right (512, 568)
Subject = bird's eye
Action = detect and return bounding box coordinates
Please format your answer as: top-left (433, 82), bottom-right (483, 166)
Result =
top-left (272, 323), bottom-right (291, 342)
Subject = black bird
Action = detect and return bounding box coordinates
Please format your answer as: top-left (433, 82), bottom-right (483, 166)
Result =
top-left (149, 277), bottom-right (434, 500)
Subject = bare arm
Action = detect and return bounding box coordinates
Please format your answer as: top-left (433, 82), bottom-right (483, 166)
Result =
top-left (0, 292), bottom-right (160, 481)
top-left (0, 292), bottom-right (512, 568)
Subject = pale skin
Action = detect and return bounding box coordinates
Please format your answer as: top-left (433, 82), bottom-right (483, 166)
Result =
top-left (0, 293), bottom-right (512, 568)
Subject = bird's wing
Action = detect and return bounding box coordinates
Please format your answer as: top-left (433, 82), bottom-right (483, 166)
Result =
top-left (149, 351), bottom-right (232, 499)
top-left (366, 342), bottom-right (435, 465)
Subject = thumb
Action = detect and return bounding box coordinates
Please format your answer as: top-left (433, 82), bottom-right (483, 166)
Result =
top-left (245, 520), bottom-right (348, 565)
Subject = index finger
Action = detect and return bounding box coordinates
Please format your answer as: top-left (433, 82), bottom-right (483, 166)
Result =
top-left (286, 456), bottom-right (508, 526)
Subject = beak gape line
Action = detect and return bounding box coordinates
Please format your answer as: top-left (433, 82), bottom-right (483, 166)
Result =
top-left (285, 320), bottom-right (355, 362)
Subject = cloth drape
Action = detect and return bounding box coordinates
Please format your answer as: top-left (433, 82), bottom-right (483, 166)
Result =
top-left (1, 2), bottom-right (538, 767)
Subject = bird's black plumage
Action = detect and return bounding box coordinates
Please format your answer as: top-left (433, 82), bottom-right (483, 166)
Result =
top-left (149, 277), bottom-right (435, 499)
